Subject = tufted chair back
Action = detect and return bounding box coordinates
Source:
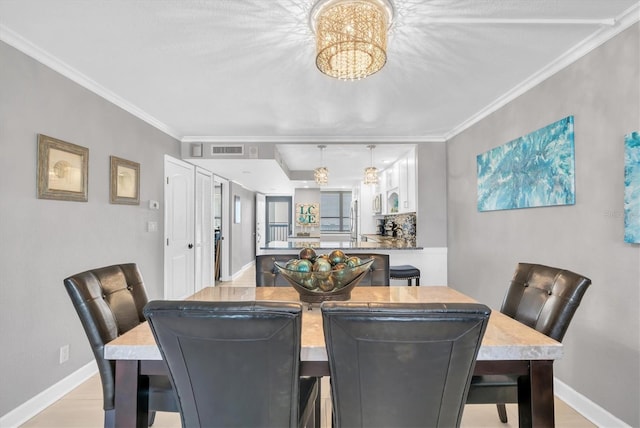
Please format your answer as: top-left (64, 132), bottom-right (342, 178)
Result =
top-left (64, 263), bottom-right (177, 427)
top-left (501, 262), bottom-right (591, 342)
top-left (466, 262), bottom-right (591, 423)
top-left (256, 253), bottom-right (390, 286)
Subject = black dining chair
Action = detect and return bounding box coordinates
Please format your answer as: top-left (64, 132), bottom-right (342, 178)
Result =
top-left (321, 301), bottom-right (491, 428)
top-left (63, 263), bottom-right (178, 427)
top-left (466, 262), bottom-right (591, 423)
top-left (143, 300), bottom-right (319, 428)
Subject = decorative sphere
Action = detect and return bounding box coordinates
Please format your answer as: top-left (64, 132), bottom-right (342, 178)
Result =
top-left (299, 247), bottom-right (317, 262)
top-left (329, 249), bottom-right (347, 265)
top-left (345, 256), bottom-right (362, 268)
top-left (316, 276), bottom-right (335, 292)
top-left (312, 258), bottom-right (332, 281)
top-left (285, 259), bottom-right (300, 270)
top-left (296, 259), bottom-right (312, 272)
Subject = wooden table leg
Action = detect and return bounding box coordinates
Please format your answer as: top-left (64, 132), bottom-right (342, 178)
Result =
top-left (518, 360), bottom-right (555, 428)
top-left (114, 360), bottom-right (149, 428)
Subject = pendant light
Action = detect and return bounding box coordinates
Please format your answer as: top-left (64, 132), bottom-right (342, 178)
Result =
top-left (314, 145), bottom-right (329, 186)
top-left (364, 145), bottom-right (379, 184)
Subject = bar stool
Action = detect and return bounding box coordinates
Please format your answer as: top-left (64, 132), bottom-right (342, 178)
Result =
top-left (390, 265), bottom-right (421, 286)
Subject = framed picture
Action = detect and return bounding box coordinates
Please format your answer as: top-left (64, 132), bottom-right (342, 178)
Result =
top-left (37, 134), bottom-right (89, 202)
top-left (477, 116), bottom-right (575, 212)
top-left (624, 131), bottom-right (640, 244)
top-left (110, 156), bottom-right (140, 205)
top-left (295, 203), bottom-right (320, 225)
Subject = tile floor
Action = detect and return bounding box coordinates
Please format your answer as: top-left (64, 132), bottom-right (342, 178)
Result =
top-left (20, 267), bottom-right (596, 427)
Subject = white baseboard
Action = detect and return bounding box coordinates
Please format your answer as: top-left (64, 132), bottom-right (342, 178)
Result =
top-left (0, 361), bottom-right (98, 428)
top-left (554, 378), bottom-right (630, 428)
top-left (230, 260), bottom-right (255, 281)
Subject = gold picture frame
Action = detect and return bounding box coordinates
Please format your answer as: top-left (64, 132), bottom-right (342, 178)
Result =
top-left (37, 134), bottom-right (89, 202)
top-left (110, 156), bottom-right (140, 205)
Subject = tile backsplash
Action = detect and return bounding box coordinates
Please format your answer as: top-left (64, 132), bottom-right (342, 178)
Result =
top-left (384, 212), bottom-right (416, 239)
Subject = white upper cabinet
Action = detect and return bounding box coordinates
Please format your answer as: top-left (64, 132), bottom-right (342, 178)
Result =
top-left (381, 148), bottom-right (417, 214)
top-left (402, 147), bottom-right (417, 213)
top-left (386, 162), bottom-right (399, 191)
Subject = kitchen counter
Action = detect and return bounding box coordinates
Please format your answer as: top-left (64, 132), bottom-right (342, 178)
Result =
top-left (261, 238), bottom-right (422, 250)
top-left (361, 233), bottom-right (416, 247)
top-left (257, 240), bottom-right (446, 286)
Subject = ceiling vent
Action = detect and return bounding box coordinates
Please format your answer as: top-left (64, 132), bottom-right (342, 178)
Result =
top-left (210, 145), bottom-right (244, 155)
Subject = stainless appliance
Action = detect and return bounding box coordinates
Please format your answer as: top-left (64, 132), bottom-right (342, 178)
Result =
top-left (349, 200), bottom-right (358, 241)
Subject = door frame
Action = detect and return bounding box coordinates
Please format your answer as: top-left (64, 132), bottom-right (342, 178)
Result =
top-left (195, 166), bottom-right (214, 290)
top-left (214, 175), bottom-right (231, 281)
top-left (255, 193), bottom-right (266, 252)
top-left (265, 195), bottom-right (292, 244)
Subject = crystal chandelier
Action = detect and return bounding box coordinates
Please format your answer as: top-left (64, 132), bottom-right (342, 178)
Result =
top-left (364, 145), bottom-right (378, 184)
top-left (311, 0), bottom-right (394, 80)
top-left (314, 145), bottom-right (329, 186)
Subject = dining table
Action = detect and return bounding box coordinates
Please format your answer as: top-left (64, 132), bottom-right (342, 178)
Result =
top-left (104, 285), bottom-right (563, 428)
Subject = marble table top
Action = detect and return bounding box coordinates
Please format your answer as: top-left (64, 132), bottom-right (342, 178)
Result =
top-left (105, 286), bottom-right (562, 362)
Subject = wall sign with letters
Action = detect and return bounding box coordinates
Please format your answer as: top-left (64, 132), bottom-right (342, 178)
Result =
top-left (296, 203), bottom-right (320, 225)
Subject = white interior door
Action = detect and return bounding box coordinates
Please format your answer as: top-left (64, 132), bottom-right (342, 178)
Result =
top-left (195, 167), bottom-right (213, 291)
top-left (164, 156), bottom-right (195, 299)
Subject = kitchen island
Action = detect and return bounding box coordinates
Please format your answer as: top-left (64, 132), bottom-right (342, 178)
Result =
top-left (258, 237), bottom-right (447, 286)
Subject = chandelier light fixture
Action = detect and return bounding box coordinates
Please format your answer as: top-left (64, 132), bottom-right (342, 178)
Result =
top-left (311, 0), bottom-right (394, 80)
top-left (314, 145), bottom-right (329, 186)
top-left (364, 145), bottom-right (379, 185)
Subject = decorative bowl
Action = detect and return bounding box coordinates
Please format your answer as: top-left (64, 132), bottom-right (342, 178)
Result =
top-left (274, 258), bottom-right (374, 303)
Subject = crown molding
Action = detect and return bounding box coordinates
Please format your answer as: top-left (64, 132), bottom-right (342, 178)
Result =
top-left (444, 3), bottom-right (640, 141)
top-left (418, 17), bottom-right (616, 25)
top-left (0, 25), bottom-right (180, 140)
top-left (2, 1), bottom-right (637, 145)
top-left (181, 135), bottom-right (447, 143)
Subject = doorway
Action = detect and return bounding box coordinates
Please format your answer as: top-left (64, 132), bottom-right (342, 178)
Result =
top-left (213, 175), bottom-right (230, 281)
top-left (213, 181), bottom-right (222, 280)
top-left (265, 196), bottom-right (292, 244)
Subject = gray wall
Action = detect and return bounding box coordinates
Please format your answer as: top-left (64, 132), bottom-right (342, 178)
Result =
top-left (446, 24), bottom-right (640, 426)
top-left (0, 41), bottom-right (180, 416)
top-left (416, 142), bottom-right (448, 247)
top-left (229, 182), bottom-right (256, 274)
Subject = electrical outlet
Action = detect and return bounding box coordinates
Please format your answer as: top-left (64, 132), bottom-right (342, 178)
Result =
top-left (59, 344), bottom-right (69, 364)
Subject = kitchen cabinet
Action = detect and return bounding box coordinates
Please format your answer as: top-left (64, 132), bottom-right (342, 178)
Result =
top-left (382, 147), bottom-right (416, 214)
top-left (386, 162), bottom-right (399, 190)
top-left (399, 147), bottom-right (416, 213)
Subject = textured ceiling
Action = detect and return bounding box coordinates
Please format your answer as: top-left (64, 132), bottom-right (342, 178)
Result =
top-left (1, 0), bottom-right (638, 192)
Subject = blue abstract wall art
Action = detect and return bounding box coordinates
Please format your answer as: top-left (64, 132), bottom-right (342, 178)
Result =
top-left (477, 116), bottom-right (576, 212)
top-left (624, 131), bottom-right (640, 244)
